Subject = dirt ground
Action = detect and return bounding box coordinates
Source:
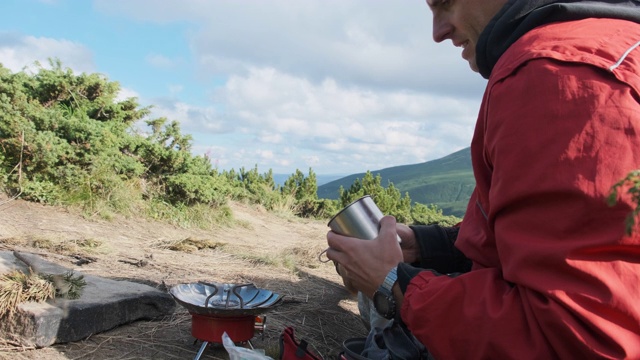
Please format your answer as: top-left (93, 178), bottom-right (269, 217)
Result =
top-left (0, 196), bottom-right (368, 360)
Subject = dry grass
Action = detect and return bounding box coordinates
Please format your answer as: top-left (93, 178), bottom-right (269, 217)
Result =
top-left (288, 244), bottom-right (327, 268)
top-left (0, 197), bottom-right (367, 359)
top-left (0, 270), bottom-right (55, 316)
top-left (3, 236), bottom-right (107, 257)
top-left (159, 237), bottom-right (227, 253)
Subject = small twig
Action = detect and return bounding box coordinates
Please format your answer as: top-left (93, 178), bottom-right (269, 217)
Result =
top-left (71, 335), bottom-right (112, 359)
top-left (282, 295), bottom-right (309, 303)
top-left (12, 251), bottom-right (39, 273)
top-left (118, 259), bottom-right (149, 267)
top-left (319, 318), bottom-right (327, 347)
top-left (0, 190), bottom-right (22, 207)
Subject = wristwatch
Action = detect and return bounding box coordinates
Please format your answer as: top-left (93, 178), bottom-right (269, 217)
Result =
top-left (373, 266), bottom-right (398, 319)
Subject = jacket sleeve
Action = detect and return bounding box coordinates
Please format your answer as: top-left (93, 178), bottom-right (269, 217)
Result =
top-left (400, 57), bottom-right (640, 359)
top-left (409, 225), bottom-right (471, 274)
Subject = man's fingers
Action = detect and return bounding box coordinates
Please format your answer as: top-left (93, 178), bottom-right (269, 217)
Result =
top-left (379, 216), bottom-right (399, 243)
top-left (327, 230), bottom-right (361, 252)
top-left (323, 245), bottom-right (343, 264)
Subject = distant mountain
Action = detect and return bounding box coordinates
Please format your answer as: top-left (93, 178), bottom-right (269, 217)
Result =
top-left (317, 147), bottom-right (475, 217)
top-left (273, 173), bottom-right (346, 187)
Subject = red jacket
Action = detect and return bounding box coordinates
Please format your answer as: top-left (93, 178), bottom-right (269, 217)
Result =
top-left (402, 18), bottom-right (640, 359)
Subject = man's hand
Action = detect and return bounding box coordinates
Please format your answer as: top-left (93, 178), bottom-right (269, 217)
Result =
top-left (326, 216), bottom-right (403, 297)
top-left (335, 262), bottom-right (358, 294)
top-left (397, 223), bottom-right (420, 264)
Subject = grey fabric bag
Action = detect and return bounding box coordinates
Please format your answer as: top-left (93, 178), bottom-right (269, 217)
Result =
top-left (342, 320), bottom-right (431, 360)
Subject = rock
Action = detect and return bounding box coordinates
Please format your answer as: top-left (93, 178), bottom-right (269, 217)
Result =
top-left (0, 251), bottom-right (176, 348)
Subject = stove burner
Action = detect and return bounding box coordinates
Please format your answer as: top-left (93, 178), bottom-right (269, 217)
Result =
top-left (170, 282), bottom-right (283, 316)
top-left (169, 281), bottom-right (284, 360)
top-left (210, 299), bottom-right (240, 307)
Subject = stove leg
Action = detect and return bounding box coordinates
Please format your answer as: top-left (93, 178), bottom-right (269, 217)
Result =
top-left (194, 341), bottom-right (209, 360)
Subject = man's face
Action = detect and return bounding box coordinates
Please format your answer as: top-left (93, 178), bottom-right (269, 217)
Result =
top-left (426, 0), bottom-right (507, 72)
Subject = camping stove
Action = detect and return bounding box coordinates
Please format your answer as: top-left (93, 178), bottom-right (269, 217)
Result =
top-left (170, 282), bottom-right (283, 360)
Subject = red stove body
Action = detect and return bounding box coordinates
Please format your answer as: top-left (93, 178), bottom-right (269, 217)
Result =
top-left (190, 313), bottom-right (255, 343)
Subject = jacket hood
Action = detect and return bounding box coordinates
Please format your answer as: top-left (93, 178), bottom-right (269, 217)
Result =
top-left (476, 0), bottom-right (640, 79)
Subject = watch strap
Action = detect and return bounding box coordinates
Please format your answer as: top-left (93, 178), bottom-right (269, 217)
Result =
top-left (381, 266), bottom-right (398, 292)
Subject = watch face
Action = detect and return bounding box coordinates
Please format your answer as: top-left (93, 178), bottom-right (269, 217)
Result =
top-left (373, 290), bottom-right (395, 319)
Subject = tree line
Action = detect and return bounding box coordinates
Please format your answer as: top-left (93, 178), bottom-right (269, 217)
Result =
top-left (0, 59), bottom-right (467, 228)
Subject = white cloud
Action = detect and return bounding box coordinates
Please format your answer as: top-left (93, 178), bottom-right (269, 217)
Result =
top-left (257, 149), bottom-right (274, 160)
top-left (93, 0), bottom-right (487, 98)
top-left (168, 85), bottom-right (184, 95)
top-left (147, 65), bottom-right (478, 173)
top-left (0, 33), bottom-right (94, 74)
top-left (147, 99), bottom-right (232, 135)
top-left (146, 53), bottom-right (180, 69)
top-left (116, 87), bottom-right (140, 102)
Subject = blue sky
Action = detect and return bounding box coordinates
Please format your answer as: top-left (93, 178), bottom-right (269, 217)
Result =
top-left (1, 0), bottom-right (487, 176)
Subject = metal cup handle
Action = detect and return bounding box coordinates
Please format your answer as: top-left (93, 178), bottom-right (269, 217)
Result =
top-left (318, 248), bottom-right (331, 263)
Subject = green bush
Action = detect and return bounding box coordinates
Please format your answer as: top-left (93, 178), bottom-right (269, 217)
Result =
top-left (608, 169), bottom-right (640, 235)
top-left (337, 171), bottom-right (461, 226)
top-left (0, 59), bottom-right (470, 231)
top-left (411, 203), bottom-right (461, 227)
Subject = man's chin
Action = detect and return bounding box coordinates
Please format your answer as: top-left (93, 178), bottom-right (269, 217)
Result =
top-left (468, 59), bottom-right (480, 73)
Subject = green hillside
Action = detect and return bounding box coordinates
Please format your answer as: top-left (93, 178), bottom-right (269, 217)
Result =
top-left (317, 147), bottom-right (475, 217)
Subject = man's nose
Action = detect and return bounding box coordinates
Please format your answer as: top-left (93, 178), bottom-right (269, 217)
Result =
top-left (432, 15), bottom-right (452, 43)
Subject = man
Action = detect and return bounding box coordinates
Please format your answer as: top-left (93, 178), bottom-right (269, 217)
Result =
top-left (326, 0), bottom-right (640, 358)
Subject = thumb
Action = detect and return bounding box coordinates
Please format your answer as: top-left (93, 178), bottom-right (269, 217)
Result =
top-left (379, 215), bottom-right (399, 243)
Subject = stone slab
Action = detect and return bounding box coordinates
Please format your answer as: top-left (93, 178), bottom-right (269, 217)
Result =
top-left (0, 251), bottom-right (176, 348)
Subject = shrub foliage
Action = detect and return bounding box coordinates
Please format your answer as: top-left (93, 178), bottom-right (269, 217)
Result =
top-left (0, 60), bottom-right (460, 227)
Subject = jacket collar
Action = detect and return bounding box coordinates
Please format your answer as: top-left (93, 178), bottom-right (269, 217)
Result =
top-left (476, 0), bottom-right (640, 79)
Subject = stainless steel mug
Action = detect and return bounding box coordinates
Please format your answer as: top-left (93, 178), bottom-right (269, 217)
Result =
top-left (319, 195), bottom-right (398, 262)
top-left (327, 195), bottom-right (384, 240)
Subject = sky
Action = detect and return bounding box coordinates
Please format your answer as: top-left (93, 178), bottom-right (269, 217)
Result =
top-left (0, 0), bottom-right (487, 176)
